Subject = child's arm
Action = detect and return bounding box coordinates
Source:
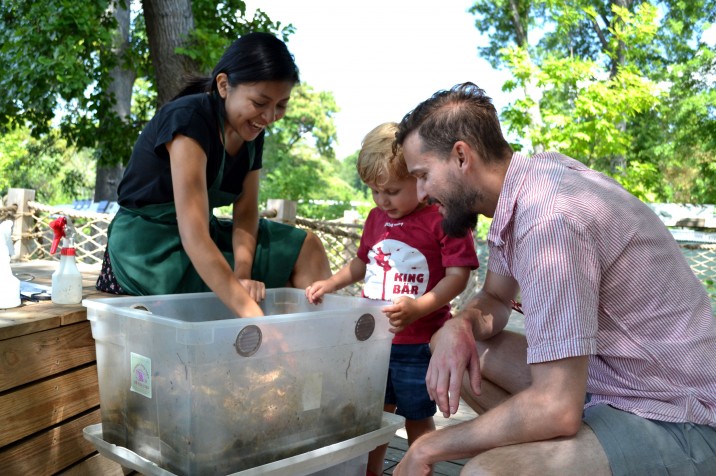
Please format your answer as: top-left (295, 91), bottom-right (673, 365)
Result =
top-left (383, 266), bottom-right (471, 333)
top-left (305, 257), bottom-right (366, 304)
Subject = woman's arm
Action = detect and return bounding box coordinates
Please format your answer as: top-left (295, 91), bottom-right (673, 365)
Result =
top-left (230, 169), bottom-right (265, 301)
top-left (167, 135), bottom-right (263, 317)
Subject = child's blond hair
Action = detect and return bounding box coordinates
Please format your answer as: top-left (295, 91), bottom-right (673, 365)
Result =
top-left (357, 122), bottom-right (410, 187)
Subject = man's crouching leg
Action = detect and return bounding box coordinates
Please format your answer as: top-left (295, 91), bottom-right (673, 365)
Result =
top-left (460, 423), bottom-right (611, 476)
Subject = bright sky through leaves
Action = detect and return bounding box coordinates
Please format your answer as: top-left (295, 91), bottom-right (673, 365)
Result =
top-left (248, 0), bottom-right (514, 158)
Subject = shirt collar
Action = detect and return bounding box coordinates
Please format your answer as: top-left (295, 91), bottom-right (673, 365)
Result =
top-left (488, 152), bottom-right (530, 247)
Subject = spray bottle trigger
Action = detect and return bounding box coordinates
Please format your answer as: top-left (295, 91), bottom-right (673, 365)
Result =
top-left (49, 216), bottom-right (67, 254)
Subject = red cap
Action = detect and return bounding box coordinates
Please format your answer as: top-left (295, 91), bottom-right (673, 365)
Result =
top-left (60, 247), bottom-right (76, 256)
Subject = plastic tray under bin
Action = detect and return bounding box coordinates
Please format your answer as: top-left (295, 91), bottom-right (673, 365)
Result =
top-left (83, 412), bottom-right (405, 476)
top-left (83, 289), bottom-right (393, 475)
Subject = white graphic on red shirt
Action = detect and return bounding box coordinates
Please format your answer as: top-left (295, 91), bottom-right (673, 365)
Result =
top-left (364, 239), bottom-right (429, 300)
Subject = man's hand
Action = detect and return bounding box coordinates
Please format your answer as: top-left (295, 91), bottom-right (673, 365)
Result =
top-left (382, 296), bottom-right (422, 333)
top-left (392, 447), bottom-right (433, 476)
top-left (426, 317), bottom-right (482, 417)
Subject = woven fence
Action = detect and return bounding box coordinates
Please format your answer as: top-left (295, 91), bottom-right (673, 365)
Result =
top-left (1, 197), bottom-right (714, 311)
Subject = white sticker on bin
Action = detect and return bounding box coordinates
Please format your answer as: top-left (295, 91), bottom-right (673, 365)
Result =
top-left (130, 352), bottom-right (152, 398)
top-left (302, 372), bottom-right (322, 410)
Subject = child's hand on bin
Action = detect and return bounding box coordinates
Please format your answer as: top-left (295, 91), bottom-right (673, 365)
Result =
top-left (305, 280), bottom-right (334, 305)
top-left (382, 295), bottom-right (421, 333)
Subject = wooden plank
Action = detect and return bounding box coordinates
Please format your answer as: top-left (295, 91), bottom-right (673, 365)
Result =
top-left (0, 312), bottom-right (62, 341)
top-left (0, 409), bottom-right (101, 475)
top-left (0, 364), bottom-right (99, 447)
top-left (59, 452), bottom-right (133, 476)
top-left (0, 321), bottom-right (96, 392)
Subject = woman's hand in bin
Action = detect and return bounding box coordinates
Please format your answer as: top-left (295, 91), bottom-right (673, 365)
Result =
top-left (234, 296), bottom-right (264, 318)
top-left (305, 280), bottom-right (334, 304)
top-left (238, 278), bottom-right (266, 303)
top-left (382, 296), bottom-right (422, 333)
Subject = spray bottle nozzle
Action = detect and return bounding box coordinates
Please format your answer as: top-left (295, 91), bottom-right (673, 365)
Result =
top-left (49, 216), bottom-right (68, 255)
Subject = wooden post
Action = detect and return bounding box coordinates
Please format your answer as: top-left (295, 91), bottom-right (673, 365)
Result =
top-left (342, 210), bottom-right (361, 224)
top-left (7, 189), bottom-right (35, 260)
top-left (265, 199), bottom-right (297, 225)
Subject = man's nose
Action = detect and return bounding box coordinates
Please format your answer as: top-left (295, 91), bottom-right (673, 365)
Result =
top-left (416, 183), bottom-right (428, 203)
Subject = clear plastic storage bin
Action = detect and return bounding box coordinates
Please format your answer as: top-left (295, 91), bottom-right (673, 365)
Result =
top-left (84, 289), bottom-right (392, 475)
top-left (83, 412), bottom-right (405, 476)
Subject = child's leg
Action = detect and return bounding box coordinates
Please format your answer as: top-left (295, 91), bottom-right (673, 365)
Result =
top-left (404, 415), bottom-right (436, 445)
top-left (367, 404), bottom-right (396, 476)
top-left (367, 415), bottom-right (437, 474)
top-left (367, 343), bottom-right (435, 475)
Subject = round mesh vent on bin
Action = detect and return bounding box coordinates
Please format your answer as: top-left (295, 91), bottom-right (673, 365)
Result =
top-left (235, 325), bottom-right (262, 357)
top-left (355, 313), bottom-right (375, 341)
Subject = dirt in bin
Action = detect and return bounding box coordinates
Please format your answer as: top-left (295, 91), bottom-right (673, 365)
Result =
top-left (191, 402), bottom-right (378, 474)
top-left (107, 364), bottom-right (382, 475)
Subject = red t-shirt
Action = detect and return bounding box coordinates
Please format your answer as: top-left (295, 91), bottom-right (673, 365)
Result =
top-left (357, 205), bottom-right (479, 344)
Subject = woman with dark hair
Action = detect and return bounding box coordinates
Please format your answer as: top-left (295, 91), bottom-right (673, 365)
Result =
top-left (96, 32), bottom-right (332, 317)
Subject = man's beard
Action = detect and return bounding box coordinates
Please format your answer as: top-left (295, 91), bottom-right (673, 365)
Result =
top-left (439, 180), bottom-right (481, 238)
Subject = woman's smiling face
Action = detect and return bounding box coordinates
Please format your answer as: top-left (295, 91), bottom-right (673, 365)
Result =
top-left (219, 78), bottom-right (294, 142)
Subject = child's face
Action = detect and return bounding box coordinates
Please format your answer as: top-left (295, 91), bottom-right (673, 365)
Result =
top-left (368, 175), bottom-right (422, 219)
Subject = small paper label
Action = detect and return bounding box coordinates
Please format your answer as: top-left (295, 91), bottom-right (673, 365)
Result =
top-left (302, 372), bottom-right (323, 411)
top-left (130, 352), bottom-right (152, 398)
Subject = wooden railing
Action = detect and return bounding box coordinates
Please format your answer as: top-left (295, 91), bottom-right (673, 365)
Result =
top-left (2, 188), bottom-right (714, 310)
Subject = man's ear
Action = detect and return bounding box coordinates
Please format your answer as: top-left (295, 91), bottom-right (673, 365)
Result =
top-left (453, 141), bottom-right (472, 173)
top-left (215, 73), bottom-right (229, 98)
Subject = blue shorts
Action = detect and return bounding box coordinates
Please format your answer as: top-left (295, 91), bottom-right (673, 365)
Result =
top-left (583, 404), bottom-right (716, 475)
top-left (384, 343), bottom-right (436, 421)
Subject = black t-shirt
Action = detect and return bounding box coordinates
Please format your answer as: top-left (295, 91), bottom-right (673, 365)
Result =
top-left (117, 93), bottom-right (264, 208)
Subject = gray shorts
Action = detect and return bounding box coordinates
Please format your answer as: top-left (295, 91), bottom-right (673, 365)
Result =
top-left (583, 404), bottom-right (716, 475)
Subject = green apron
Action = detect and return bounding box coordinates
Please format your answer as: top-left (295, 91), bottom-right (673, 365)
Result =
top-left (108, 138), bottom-right (307, 295)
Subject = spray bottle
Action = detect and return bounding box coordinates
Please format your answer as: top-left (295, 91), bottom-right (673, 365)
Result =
top-left (0, 220), bottom-right (21, 309)
top-left (50, 216), bottom-right (83, 304)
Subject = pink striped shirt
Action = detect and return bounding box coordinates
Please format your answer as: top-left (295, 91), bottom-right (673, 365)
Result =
top-left (488, 152), bottom-right (716, 426)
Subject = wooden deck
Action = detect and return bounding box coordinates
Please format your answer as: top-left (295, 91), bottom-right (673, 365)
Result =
top-left (382, 399), bottom-right (478, 475)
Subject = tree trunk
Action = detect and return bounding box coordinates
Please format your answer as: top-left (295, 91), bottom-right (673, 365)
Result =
top-left (94, 0), bottom-right (135, 202)
top-left (142, 0), bottom-right (198, 107)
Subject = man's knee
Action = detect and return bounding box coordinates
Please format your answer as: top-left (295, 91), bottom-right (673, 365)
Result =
top-left (460, 424), bottom-right (610, 476)
top-left (461, 446), bottom-right (518, 475)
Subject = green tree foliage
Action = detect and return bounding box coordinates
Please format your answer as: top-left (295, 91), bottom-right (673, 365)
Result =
top-left (0, 127), bottom-right (95, 203)
top-left (1, 1), bottom-right (361, 216)
top-left (259, 84), bottom-right (359, 219)
top-left (0, 0), bottom-right (117, 143)
top-left (338, 150), bottom-right (370, 196)
top-left (181, 0), bottom-right (295, 73)
top-left (469, 0), bottom-right (716, 203)
top-left (0, 0), bottom-right (289, 167)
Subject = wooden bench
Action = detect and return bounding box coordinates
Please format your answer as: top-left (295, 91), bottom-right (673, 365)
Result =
top-left (0, 261), bottom-right (125, 475)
